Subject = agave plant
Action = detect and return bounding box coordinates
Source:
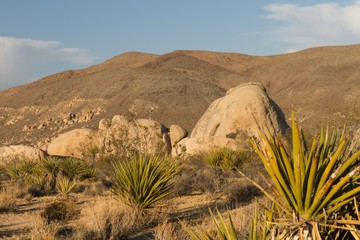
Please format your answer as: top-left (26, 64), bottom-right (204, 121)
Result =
top-left (111, 154), bottom-right (179, 209)
top-left (41, 157), bottom-right (61, 190)
top-left (183, 209), bottom-right (237, 240)
top-left (244, 112), bottom-right (360, 238)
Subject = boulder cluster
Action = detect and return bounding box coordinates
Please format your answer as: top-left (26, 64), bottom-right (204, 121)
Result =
top-left (0, 83), bottom-right (290, 162)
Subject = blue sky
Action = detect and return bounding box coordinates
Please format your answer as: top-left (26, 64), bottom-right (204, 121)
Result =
top-left (1, 0), bottom-right (359, 89)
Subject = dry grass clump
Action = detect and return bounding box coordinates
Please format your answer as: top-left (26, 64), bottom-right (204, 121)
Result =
top-left (154, 220), bottom-right (190, 240)
top-left (0, 187), bottom-right (17, 213)
top-left (171, 156), bottom-right (227, 197)
top-left (171, 154), bottom-right (263, 203)
top-left (222, 179), bottom-right (262, 206)
top-left (74, 196), bottom-right (140, 239)
top-left (27, 214), bottom-right (61, 240)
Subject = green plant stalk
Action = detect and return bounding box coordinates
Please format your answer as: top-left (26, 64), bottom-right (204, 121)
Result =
top-left (304, 146), bottom-right (319, 210)
top-left (309, 166), bottom-right (359, 218)
top-left (291, 115), bottom-right (305, 214)
top-left (263, 138), bottom-right (298, 211)
top-left (336, 151), bottom-right (360, 180)
top-left (315, 140), bottom-right (346, 197)
top-left (251, 138), bottom-right (297, 212)
top-left (279, 144), bottom-right (296, 189)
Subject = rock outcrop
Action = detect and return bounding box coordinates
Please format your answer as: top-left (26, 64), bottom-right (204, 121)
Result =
top-left (98, 115), bottom-right (171, 156)
top-left (176, 83), bottom-right (289, 156)
top-left (47, 128), bottom-right (99, 158)
top-left (169, 125), bottom-right (188, 147)
top-left (0, 145), bottom-right (45, 164)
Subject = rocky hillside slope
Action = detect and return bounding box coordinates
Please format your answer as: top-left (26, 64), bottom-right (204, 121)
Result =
top-left (0, 45), bottom-right (359, 146)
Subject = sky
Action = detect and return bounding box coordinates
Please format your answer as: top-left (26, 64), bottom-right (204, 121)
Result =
top-left (1, 0), bottom-right (360, 90)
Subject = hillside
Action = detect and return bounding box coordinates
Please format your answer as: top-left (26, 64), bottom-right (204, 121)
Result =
top-left (0, 45), bottom-right (359, 146)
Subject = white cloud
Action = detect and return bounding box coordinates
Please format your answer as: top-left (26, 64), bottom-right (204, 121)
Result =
top-left (0, 36), bottom-right (97, 89)
top-left (263, 1), bottom-right (360, 52)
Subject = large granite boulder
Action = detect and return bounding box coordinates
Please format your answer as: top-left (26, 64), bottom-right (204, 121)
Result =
top-left (0, 145), bottom-right (45, 164)
top-left (176, 82), bottom-right (288, 156)
top-left (47, 128), bottom-right (99, 158)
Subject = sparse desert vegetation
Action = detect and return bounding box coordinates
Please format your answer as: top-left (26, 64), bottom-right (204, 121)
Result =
top-left (1, 115), bottom-right (359, 239)
top-left (0, 143), bottom-right (265, 239)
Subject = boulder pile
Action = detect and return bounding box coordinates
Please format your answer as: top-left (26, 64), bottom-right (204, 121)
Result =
top-left (0, 83), bottom-right (289, 162)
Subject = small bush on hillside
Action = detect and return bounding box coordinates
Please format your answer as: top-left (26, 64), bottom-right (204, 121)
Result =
top-left (111, 154), bottom-right (179, 209)
top-left (42, 198), bottom-right (77, 223)
top-left (171, 157), bottom-right (227, 197)
top-left (27, 214), bottom-right (61, 240)
top-left (0, 188), bottom-right (17, 213)
top-left (75, 197), bottom-right (146, 239)
top-left (222, 179), bottom-right (262, 206)
top-left (204, 148), bottom-right (249, 171)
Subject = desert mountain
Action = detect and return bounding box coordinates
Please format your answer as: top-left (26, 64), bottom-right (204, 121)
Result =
top-left (0, 45), bottom-right (359, 146)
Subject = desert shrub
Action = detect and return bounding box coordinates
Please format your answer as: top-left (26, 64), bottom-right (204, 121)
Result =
top-left (154, 220), bottom-right (190, 240)
top-left (245, 112), bottom-right (360, 238)
top-left (4, 160), bottom-right (49, 196)
top-left (171, 156), bottom-right (229, 197)
top-left (75, 197), bottom-right (140, 239)
top-left (222, 179), bottom-right (262, 206)
top-left (0, 187), bottom-right (17, 213)
top-left (42, 197), bottom-right (77, 223)
top-left (73, 180), bottom-right (106, 196)
top-left (204, 148), bottom-right (249, 171)
top-left (111, 154), bottom-right (179, 209)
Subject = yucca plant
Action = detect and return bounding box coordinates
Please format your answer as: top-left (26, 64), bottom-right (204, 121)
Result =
top-left (41, 157), bottom-right (60, 190)
top-left (5, 163), bottom-right (24, 181)
top-left (57, 175), bottom-right (76, 197)
top-left (183, 209), bottom-right (237, 240)
top-left (111, 154), bottom-right (178, 209)
top-left (59, 157), bottom-right (92, 180)
top-left (5, 160), bottom-right (39, 181)
top-left (244, 112), bottom-right (360, 238)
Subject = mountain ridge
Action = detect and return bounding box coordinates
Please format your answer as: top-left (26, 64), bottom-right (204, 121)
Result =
top-left (0, 44), bottom-right (359, 146)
